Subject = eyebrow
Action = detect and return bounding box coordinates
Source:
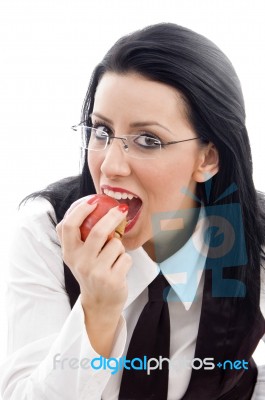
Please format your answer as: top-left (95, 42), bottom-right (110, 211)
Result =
top-left (91, 112), bottom-right (174, 135)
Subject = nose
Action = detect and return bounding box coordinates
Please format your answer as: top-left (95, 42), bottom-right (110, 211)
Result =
top-left (100, 138), bottom-right (131, 179)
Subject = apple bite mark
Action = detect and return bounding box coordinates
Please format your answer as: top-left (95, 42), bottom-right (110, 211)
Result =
top-left (114, 219), bottom-right (127, 239)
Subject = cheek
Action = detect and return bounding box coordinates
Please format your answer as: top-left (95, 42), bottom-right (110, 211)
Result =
top-left (87, 154), bottom-right (102, 188)
top-left (153, 160), bottom-right (193, 189)
top-left (147, 160), bottom-right (197, 208)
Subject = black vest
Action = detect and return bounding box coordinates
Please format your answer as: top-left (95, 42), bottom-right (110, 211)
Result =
top-left (63, 259), bottom-right (265, 400)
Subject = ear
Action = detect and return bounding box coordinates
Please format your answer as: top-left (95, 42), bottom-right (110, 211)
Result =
top-left (192, 143), bottom-right (219, 183)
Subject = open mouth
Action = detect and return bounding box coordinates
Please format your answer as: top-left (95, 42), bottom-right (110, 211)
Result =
top-left (102, 187), bottom-right (143, 230)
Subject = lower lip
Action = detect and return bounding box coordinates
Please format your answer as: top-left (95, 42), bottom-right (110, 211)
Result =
top-left (125, 206), bottom-right (142, 233)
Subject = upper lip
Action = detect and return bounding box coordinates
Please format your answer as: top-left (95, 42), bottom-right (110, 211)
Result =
top-left (101, 185), bottom-right (140, 198)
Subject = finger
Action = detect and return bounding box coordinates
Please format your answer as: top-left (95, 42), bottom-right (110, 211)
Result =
top-left (60, 201), bottom-right (98, 250)
top-left (56, 220), bottom-right (63, 243)
top-left (98, 237), bottom-right (126, 268)
top-left (112, 252), bottom-right (133, 278)
top-left (65, 195), bottom-right (96, 216)
top-left (83, 206), bottom-right (128, 255)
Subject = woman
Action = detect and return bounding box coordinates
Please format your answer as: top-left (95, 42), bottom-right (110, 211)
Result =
top-left (1, 23), bottom-right (264, 399)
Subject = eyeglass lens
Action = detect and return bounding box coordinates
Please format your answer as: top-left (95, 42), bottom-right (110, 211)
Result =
top-left (81, 126), bottom-right (161, 159)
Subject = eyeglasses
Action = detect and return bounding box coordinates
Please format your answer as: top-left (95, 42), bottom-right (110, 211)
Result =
top-left (72, 124), bottom-right (202, 160)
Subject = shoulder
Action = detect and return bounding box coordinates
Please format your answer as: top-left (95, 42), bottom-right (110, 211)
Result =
top-left (9, 197), bottom-right (67, 298)
top-left (15, 197), bottom-right (58, 248)
top-left (19, 196), bottom-right (56, 224)
top-left (20, 175), bottom-right (82, 224)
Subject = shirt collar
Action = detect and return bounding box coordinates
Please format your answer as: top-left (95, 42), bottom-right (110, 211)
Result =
top-left (124, 246), bottom-right (159, 309)
top-left (125, 208), bottom-right (208, 311)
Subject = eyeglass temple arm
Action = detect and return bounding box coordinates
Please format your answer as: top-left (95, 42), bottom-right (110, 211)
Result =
top-left (71, 121), bottom-right (90, 131)
top-left (165, 137), bottom-right (204, 145)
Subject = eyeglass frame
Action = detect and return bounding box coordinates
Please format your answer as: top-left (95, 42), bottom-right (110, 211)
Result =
top-left (71, 123), bottom-right (205, 158)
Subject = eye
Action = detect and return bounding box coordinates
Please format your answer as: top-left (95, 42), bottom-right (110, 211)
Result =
top-left (133, 134), bottom-right (162, 149)
top-left (92, 123), bottom-right (112, 140)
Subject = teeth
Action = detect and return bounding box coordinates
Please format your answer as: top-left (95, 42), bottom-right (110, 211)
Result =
top-left (108, 190), bottom-right (115, 198)
top-left (114, 192), bottom-right (122, 200)
top-left (103, 188), bottom-right (137, 200)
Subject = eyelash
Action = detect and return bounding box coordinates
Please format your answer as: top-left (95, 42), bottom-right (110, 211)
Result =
top-left (92, 121), bottom-right (113, 134)
top-left (91, 120), bottom-right (166, 147)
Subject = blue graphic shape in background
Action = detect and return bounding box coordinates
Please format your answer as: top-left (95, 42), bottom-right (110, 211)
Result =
top-left (151, 182), bottom-right (247, 300)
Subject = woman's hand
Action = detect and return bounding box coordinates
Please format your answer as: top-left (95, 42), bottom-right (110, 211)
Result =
top-left (56, 198), bottom-right (132, 357)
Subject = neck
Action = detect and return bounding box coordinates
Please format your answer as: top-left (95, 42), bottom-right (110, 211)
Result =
top-left (143, 204), bottom-right (200, 263)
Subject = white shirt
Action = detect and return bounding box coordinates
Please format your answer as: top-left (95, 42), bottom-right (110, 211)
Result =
top-left (0, 198), bottom-right (264, 400)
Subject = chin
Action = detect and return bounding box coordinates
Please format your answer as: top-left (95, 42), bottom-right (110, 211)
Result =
top-left (123, 228), bottom-right (152, 252)
top-left (123, 237), bottom-right (142, 251)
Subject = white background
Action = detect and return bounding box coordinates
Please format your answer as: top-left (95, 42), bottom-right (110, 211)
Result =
top-left (0, 0), bottom-right (264, 375)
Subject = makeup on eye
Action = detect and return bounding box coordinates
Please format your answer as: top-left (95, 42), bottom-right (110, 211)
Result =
top-left (90, 110), bottom-right (178, 135)
top-left (90, 111), bottom-right (174, 134)
top-left (92, 121), bottom-right (113, 135)
top-left (91, 120), bottom-right (169, 146)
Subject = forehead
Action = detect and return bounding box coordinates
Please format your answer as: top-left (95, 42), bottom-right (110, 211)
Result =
top-left (93, 72), bottom-right (189, 125)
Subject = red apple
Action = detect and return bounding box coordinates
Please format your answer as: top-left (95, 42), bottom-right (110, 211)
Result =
top-left (80, 194), bottom-right (127, 241)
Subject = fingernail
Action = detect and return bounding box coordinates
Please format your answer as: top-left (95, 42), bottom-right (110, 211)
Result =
top-left (118, 203), bottom-right (128, 213)
top-left (87, 197), bottom-right (99, 205)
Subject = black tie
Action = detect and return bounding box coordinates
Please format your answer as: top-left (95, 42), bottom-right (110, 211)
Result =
top-left (118, 273), bottom-right (170, 400)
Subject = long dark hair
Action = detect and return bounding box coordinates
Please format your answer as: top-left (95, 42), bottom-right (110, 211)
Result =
top-left (26, 23), bottom-right (265, 305)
